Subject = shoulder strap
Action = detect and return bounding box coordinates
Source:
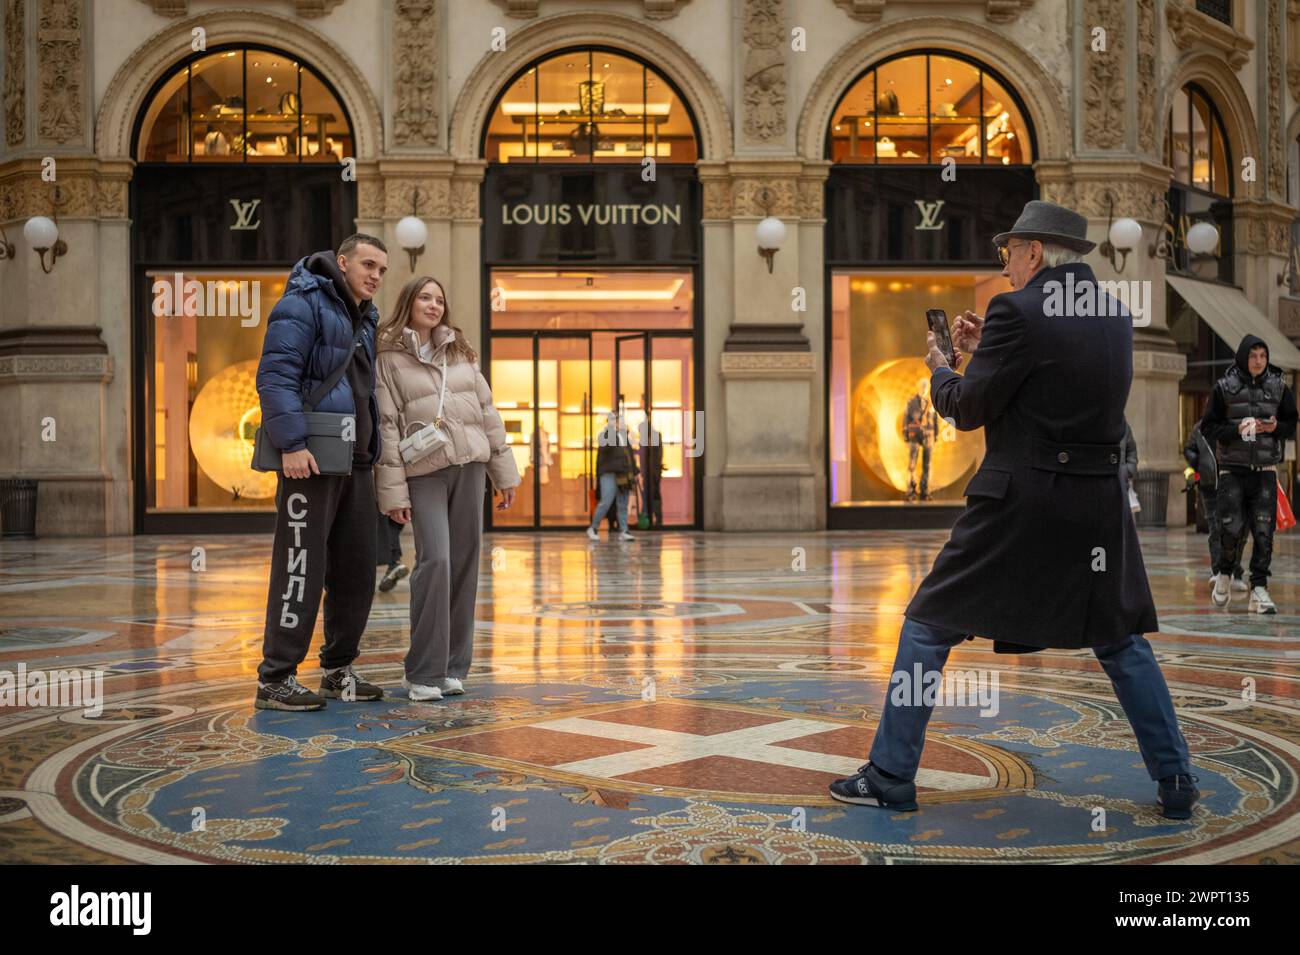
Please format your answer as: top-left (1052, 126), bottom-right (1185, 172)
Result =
top-left (434, 353), bottom-right (448, 423)
top-left (304, 321), bottom-right (367, 412)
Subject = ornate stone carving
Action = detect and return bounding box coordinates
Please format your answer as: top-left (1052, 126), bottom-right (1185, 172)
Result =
top-left (3, 0), bottom-right (23, 146)
top-left (0, 162), bottom-right (131, 219)
top-left (702, 178), bottom-right (731, 220)
top-left (1268, 0), bottom-right (1284, 197)
top-left (1037, 176), bottom-right (1165, 221)
top-left (383, 177), bottom-right (451, 219)
top-left (450, 179), bottom-right (478, 219)
top-left (1136, 0), bottom-right (1157, 155)
top-left (135, 0), bottom-right (344, 14)
top-left (1130, 350), bottom-right (1187, 376)
top-left (392, 0), bottom-right (439, 148)
top-left (37, 0), bottom-right (82, 144)
top-left (1082, 0), bottom-right (1126, 150)
top-left (354, 177), bottom-right (381, 221)
top-left (731, 178), bottom-right (796, 217)
top-left (833, 0), bottom-right (1034, 21)
top-left (719, 352), bottom-right (815, 372)
top-left (1166, 0), bottom-right (1253, 70)
top-left (1289, 0), bottom-right (1300, 99)
top-left (742, 0), bottom-right (786, 145)
top-left (796, 179), bottom-right (823, 219)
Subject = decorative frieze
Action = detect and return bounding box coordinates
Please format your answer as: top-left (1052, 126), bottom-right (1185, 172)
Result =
top-left (0, 161), bottom-right (131, 220)
top-left (392, 0), bottom-right (439, 148)
top-left (731, 178), bottom-right (796, 218)
top-left (0, 354), bottom-right (114, 382)
top-left (741, 0), bottom-right (786, 145)
top-left (719, 351), bottom-right (815, 374)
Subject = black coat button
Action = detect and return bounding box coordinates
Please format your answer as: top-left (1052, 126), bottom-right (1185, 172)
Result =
top-left (1110, 453), bottom-right (1118, 464)
top-left (1057, 451), bottom-right (1069, 463)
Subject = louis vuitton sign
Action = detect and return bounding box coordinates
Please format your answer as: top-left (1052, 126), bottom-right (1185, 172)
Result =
top-left (826, 166), bottom-right (1035, 266)
top-left (484, 165), bottom-right (699, 265)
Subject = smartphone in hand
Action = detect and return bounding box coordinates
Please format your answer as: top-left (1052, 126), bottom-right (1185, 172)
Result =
top-left (926, 308), bottom-right (956, 366)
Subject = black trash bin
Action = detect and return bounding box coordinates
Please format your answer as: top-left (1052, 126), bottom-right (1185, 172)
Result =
top-left (0, 479), bottom-right (38, 538)
top-left (1133, 470), bottom-right (1169, 528)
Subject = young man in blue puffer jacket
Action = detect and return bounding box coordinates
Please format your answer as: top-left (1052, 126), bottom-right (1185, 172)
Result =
top-left (254, 233), bottom-right (390, 711)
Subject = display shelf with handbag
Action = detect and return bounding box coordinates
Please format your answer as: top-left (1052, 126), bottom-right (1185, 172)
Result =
top-left (250, 322), bottom-right (366, 476)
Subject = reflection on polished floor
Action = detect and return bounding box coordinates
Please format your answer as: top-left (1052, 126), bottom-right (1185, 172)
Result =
top-left (0, 528), bottom-right (1296, 864)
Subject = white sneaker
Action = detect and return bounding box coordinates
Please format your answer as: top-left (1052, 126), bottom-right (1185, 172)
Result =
top-left (1248, 586), bottom-right (1277, 614)
top-left (619, 531), bottom-right (635, 541)
top-left (401, 678), bottom-right (443, 702)
top-left (586, 526), bottom-right (599, 541)
top-left (1232, 576), bottom-right (1249, 593)
top-left (1211, 574), bottom-right (1231, 608)
top-left (439, 677), bottom-right (465, 695)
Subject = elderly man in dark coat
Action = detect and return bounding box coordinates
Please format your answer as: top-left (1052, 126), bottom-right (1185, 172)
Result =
top-left (829, 201), bottom-right (1199, 819)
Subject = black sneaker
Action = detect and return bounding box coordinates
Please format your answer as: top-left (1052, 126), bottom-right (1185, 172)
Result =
top-left (1157, 773), bottom-right (1200, 820)
top-left (256, 675), bottom-right (326, 711)
top-left (377, 562), bottom-right (409, 593)
top-left (829, 762), bottom-right (919, 811)
top-left (319, 665), bottom-right (384, 702)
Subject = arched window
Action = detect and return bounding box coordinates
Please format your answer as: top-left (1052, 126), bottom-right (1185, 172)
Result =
top-left (136, 46), bottom-right (354, 163)
top-left (828, 51), bottom-right (1033, 165)
top-left (1165, 83), bottom-right (1231, 196)
top-left (483, 48), bottom-right (699, 164)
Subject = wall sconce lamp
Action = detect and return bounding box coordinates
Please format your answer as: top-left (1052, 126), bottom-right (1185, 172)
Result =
top-left (754, 186), bottom-right (787, 274)
top-left (1098, 194), bottom-right (1142, 272)
top-left (0, 225), bottom-right (14, 261)
top-left (23, 186), bottom-right (67, 273)
top-left (1185, 220), bottom-right (1220, 258)
top-left (395, 188), bottom-right (428, 272)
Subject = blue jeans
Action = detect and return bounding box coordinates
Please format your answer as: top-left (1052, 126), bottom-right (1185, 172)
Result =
top-left (590, 472), bottom-right (629, 533)
top-left (869, 617), bottom-right (1192, 782)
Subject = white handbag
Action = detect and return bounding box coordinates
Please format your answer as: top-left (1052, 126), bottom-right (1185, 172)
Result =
top-left (398, 353), bottom-right (450, 465)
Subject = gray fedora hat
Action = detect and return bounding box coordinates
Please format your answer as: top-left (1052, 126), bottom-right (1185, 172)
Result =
top-left (992, 199), bottom-right (1096, 254)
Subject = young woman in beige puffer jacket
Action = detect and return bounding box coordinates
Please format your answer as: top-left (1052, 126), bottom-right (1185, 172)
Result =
top-left (374, 276), bottom-right (520, 703)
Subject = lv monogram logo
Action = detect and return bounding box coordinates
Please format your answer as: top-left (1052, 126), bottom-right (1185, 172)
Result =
top-left (229, 198), bottom-right (262, 231)
top-left (914, 199), bottom-right (946, 231)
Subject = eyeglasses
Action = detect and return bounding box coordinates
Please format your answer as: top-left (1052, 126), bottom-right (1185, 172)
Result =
top-left (996, 244), bottom-right (1011, 267)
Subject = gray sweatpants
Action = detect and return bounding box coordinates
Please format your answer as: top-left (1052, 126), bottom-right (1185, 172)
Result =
top-left (405, 462), bottom-right (486, 684)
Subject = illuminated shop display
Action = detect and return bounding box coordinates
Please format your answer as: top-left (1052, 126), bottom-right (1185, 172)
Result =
top-left (824, 50), bottom-right (1035, 519)
top-left (132, 48), bottom-right (358, 531)
top-left (137, 46), bottom-right (352, 163)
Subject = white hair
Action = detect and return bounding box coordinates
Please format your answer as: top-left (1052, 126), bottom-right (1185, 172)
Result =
top-left (1039, 242), bottom-right (1084, 268)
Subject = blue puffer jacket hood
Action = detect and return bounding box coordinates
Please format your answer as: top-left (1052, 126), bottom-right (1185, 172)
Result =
top-left (255, 253), bottom-right (380, 459)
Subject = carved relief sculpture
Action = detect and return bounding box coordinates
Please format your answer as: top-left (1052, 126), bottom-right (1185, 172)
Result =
top-left (1081, 0), bottom-right (1126, 150)
top-left (3, 0), bottom-right (23, 146)
top-left (393, 0), bottom-right (439, 147)
top-left (37, 0), bottom-right (82, 144)
top-left (742, 0), bottom-right (786, 144)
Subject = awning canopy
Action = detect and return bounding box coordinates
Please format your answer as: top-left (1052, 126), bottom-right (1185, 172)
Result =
top-left (1167, 274), bottom-right (1300, 371)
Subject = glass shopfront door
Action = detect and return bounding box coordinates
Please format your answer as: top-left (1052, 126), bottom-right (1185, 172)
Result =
top-left (488, 326), bottom-right (695, 529)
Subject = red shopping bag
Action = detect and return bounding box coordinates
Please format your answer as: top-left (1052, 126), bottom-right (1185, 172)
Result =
top-left (1278, 482), bottom-right (1297, 532)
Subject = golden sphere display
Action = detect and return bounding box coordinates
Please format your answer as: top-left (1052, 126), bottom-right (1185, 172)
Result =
top-left (187, 359), bottom-right (278, 500)
top-left (851, 357), bottom-right (984, 494)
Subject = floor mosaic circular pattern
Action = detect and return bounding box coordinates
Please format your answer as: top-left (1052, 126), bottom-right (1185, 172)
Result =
top-left (1, 529), bottom-right (1297, 864)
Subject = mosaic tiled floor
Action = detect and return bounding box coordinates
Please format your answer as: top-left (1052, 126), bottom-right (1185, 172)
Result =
top-left (0, 528), bottom-right (1297, 864)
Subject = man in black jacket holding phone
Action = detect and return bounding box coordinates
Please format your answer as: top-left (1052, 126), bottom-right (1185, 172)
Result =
top-left (1201, 335), bottom-right (1298, 613)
